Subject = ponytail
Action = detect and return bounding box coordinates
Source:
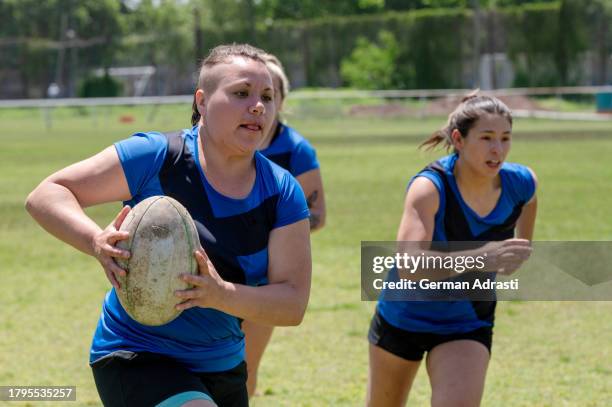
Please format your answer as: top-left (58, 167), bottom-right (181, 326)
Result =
top-left (420, 128), bottom-right (452, 151)
top-left (191, 95), bottom-right (200, 126)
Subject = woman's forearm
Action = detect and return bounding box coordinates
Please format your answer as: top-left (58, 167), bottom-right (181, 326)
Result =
top-left (25, 181), bottom-right (101, 256)
top-left (216, 282), bottom-right (308, 326)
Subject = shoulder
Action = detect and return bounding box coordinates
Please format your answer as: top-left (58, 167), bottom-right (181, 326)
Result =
top-left (408, 155), bottom-right (455, 197)
top-left (279, 125), bottom-right (315, 152)
top-left (113, 131), bottom-right (171, 167)
top-left (406, 176), bottom-right (440, 211)
top-left (255, 151), bottom-right (295, 190)
top-left (281, 124), bottom-right (306, 143)
top-left (277, 125), bottom-right (318, 176)
top-left (501, 162), bottom-right (537, 202)
top-left (256, 152), bottom-right (309, 228)
top-left (115, 131), bottom-right (168, 152)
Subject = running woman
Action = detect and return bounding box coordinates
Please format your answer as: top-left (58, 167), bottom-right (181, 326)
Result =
top-left (367, 93), bottom-right (537, 407)
top-left (26, 44), bottom-right (311, 407)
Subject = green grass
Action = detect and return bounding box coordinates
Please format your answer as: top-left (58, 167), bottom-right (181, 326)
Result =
top-left (535, 96), bottom-right (597, 113)
top-left (1, 106), bottom-right (611, 406)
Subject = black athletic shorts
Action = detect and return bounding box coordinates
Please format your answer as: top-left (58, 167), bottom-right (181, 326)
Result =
top-left (91, 351), bottom-right (248, 407)
top-left (368, 310), bottom-right (492, 361)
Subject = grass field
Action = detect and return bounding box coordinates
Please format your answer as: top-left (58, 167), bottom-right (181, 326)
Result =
top-left (1, 104), bottom-right (611, 406)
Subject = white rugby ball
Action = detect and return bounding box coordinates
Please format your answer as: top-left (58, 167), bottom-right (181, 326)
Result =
top-left (115, 196), bottom-right (200, 326)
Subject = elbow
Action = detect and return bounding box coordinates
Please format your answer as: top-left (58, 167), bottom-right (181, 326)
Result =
top-left (315, 213), bottom-right (326, 231)
top-left (25, 181), bottom-right (54, 220)
top-left (25, 188), bottom-right (41, 217)
top-left (309, 210), bottom-right (326, 232)
top-left (282, 294), bottom-right (309, 326)
top-left (285, 306), bottom-right (307, 326)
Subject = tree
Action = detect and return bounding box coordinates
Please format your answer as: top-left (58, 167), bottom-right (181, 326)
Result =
top-left (0, 0), bottom-right (122, 97)
top-left (340, 30), bottom-right (399, 89)
top-left (584, 0), bottom-right (612, 84)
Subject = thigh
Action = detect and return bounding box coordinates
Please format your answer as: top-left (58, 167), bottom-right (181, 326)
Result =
top-left (91, 351), bottom-right (210, 407)
top-left (368, 343), bottom-right (421, 407)
top-left (426, 340), bottom-right (490, 407)
top-left (198, 361), bottom-right (249, 407)
top-left (243, 320), bottom-right (274, 371)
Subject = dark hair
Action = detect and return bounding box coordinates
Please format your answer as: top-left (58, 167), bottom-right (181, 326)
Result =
top-left (420, 91), bottom-right (513, 152)
top-left (191, 43), bottom-right (269, 126)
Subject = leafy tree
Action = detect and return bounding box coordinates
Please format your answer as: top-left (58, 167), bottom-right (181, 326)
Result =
top-left (0, 0), bottom-right (122, 97)
top-left (340, 30), bottom-right (399, 89)
top-left (584, 0), bottom-right (612, 84)
top-left (256, 0), bottom-right (384, 21)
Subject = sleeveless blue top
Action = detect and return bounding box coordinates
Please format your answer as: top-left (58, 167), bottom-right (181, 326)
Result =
top-left (378, 154), bottom-right (535, 334)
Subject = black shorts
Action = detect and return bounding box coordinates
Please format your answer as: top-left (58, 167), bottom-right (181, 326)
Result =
top-left (91, 351), bottom-right (248, 407)
top-left (368, 310), bottom-right (492, 361)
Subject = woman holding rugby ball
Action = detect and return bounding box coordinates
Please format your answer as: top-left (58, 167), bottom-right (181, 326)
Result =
top-left (26, 44), bottom-right (311, 407)
top-left (366, 93), bottom-right (538, 407)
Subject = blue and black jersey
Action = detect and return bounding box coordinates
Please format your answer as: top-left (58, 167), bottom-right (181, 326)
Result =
top-left (259, 123), bottom-right (319, 177)
top-left (90, 126), bottom-right (309, 372)
top-left (378, 153), bottom-right (535, 334)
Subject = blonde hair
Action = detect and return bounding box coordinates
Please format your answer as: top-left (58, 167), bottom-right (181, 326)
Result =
top-left (191, 43), bottom-right (269, 126)
top-left (420, 91), bottom-right (513, 152)
top-left (263, 53), bottom-right (290, 102)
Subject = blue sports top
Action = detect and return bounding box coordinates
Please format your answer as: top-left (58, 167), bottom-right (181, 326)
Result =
top-left (378, 153), bottom-right (535, 334)
top-left (259, 123), bottom-right (319, 177)
top-left (90, 126), bottom-right (309, 372)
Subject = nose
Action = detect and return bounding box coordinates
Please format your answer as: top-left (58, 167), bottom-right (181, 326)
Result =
top-left (249, 100), bottom-right (265, 116)
top-left (490, 139), bottom-right (502, 155)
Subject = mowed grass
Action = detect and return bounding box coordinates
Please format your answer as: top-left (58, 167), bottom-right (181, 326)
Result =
top-left (0, 105), bottom-right (611, 406)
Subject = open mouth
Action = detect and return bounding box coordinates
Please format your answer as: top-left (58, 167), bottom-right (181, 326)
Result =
top-left (486, 160), bottom-right (501, 169)
top-left (240, 124), bottom-right (262, 132)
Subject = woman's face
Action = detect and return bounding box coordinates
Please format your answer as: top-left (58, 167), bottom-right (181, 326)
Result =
top-left (198, 57), bottom-right (275, 155)
top-left (454, 113), bottom-right (512, 178)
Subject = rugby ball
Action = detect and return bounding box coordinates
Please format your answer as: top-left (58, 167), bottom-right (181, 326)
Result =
top-left (115, 196), bottom-right (200, 326)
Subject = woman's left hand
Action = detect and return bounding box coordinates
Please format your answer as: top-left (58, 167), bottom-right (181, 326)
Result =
top-left (174, 249), bottom-right (228, 310)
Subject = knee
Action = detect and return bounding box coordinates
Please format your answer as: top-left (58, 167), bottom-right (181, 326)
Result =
top-left (431, 392), bottom-right (481, 407)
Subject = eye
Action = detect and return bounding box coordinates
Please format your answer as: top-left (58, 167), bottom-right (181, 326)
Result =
top-left (502, 136), bottom-right (511, 142)
top-left (234, 90), bottom-right (248, 98)
top-left (262, 94), bottom-right (273, 103)
top-left (481, 135), bottom-right (491, 141)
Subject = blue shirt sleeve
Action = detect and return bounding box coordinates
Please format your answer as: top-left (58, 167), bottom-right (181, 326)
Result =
top-left (274, 172), bottom-right (310, 229)
top-left (290, 139), bottom-right (319, 177)
top-left (113, 132), bottom-right (168, 198)
top-left (408, 170), bottom-right (443, 194)
top-left (504, 163), bottom-right (536, 204)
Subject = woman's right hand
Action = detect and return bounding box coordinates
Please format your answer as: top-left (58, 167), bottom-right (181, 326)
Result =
top-left (92, 206), bottom-right (131, 289)
top-left (484, 238), bottom-right (532, 275)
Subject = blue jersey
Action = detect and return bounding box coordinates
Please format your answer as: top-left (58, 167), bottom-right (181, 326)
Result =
top-left (90, 127), bottom-right (309, 372)
top-left (378, 154), bottom-right (535, 334)
top-left (259, 123), bottom-right (319, 177)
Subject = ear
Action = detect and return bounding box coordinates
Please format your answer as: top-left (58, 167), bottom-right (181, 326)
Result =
top-left (450, 129), bottom-right (463, 152)
top-left (195, 89), bottom-right (206, 116)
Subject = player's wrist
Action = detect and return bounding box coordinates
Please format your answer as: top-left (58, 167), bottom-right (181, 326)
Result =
top-left (209, 279), bottom-right (233, 309)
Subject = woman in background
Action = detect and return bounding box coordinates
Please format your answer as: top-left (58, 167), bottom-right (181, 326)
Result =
top-left (367, 93), bottom-right (537, 407)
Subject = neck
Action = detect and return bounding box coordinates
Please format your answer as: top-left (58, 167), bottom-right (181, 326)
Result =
top-left (198, 125), bottom-right (256, 198)
top-left (454, 155), bottom-right (499, 193)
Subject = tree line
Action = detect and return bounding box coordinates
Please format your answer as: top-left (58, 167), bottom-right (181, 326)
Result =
top-left (0, 0), bottom-right (609, 97)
